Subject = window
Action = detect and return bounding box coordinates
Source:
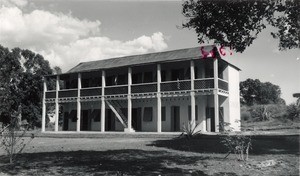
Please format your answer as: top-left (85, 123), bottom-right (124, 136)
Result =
top-left (162, 107), bottom-right (166, 121)
top-left (188, 105), bottom-right (198, 121)
top-left (143, 107), bottom-right (153, 122)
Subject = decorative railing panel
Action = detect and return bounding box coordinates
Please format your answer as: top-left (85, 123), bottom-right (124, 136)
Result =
top-left (218, 79), bottom-right (228, 91)
top-left (131, 82), bottom-right (157, 93)
top-left (161, 80), bottom-right (191, 92)
top-left (45, 91), bottom-right (56, 98)
top-left (81, 87), bottom-right (101, 97)
top-left (194, 79), bottom-right (214, 89)
top-left (58, 89), bottom-right (77, 98)
top-left (105, 85), bottom-right (128, 95)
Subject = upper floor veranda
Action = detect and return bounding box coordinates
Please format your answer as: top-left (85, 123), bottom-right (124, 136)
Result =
top-left (43, 46), bottom-right (240, 103)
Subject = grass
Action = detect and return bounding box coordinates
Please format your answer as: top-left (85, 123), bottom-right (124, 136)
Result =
top-left (0, 135), bottom-right (299, 176)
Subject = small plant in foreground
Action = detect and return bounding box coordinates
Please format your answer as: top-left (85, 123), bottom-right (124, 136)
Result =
top-left (180, 120), bottom-right (201, 139)
top-left (220, 122), bottom-right (251, 161)
top-left (0, 109), bottom-right (35, 164)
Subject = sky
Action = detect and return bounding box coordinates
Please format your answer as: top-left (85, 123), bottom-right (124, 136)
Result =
top-left (0, 0), bottom-right (299, 104)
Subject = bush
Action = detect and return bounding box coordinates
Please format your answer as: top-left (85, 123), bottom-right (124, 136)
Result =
top-left (180, 120), bottom-right (201, 139)
top-left (241, 111), bottom-right (251, 122)
top-left (220, 123), bottom-right (252, 161)
top-left (249, 104), bottom-right (286, 121)
top-left (286, 103), bottom-right (300, 121)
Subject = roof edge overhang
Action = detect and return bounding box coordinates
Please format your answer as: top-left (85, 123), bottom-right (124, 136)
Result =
top-left (44, 45), bottom-right (241, 78)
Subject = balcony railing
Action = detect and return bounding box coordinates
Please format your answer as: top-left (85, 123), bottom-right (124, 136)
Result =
top-left (58, 89), bottom-right (77, 98)
top-left (161, 80), bottom-right (191, 92)
top-left (45, 91), bottom-right (56, 99)
top-left (81, 87), bottom-right (102, 97)
top-left (218, 79), bottom-right (228, 91)
top-left (131, 82), bottom-right (157, 93)
top-left (194, 78), bottom-right (214, 89)
top-left (105, 85), bottom-right (128, 95)
top-left (45, 78), bottom-right (229, 99)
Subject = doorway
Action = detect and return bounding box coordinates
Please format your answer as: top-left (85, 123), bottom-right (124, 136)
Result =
top-left (81, 110), bottom-right (89, 131)
top-left (63, 112), bottom-right (69, 131)
top-left (171, 106), bottom-right (180, 132)
top-left (105, 109), bottom-right (115, 131)
top-left (206, 107), bottom-right (224, 132)
top-left (132, 108), bottom-right (142, 131)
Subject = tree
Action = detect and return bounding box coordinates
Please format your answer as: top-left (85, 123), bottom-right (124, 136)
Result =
top-left (0, 45), bottom-right (56, 128)
top-left (182, 0), bottom-right (299, 53)
top-left (240, 78), bottom-right (282, 105)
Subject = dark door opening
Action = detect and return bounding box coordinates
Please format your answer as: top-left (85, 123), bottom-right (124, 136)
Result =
top-left (132, 108), bottom-right (142, 131)
top-left (171, 106), bottom-right (180, 132)
top-left (206, 107), bottom-right (224, 132)
top-left (63, 112), bottom-right (69, 131)
top-left (81, 110), bottom-right (89, 131)
top-left (105, 109), bottom-right (115, 131)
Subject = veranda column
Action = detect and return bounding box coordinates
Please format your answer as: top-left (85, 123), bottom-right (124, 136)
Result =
top-left (42, 77), bottom-right (47, 132)
top-left (157, 64), bottom-right (162, 133)
top-left (76, 73), bottom-right (81, 132)
top-left (101, 70), bottom-right (106, 132)
top-left (213, 58), bottom-right (219, 132)
top-left (55, 75), bottom-right (60, 132)
top-left (126, 67), bottom-right (133, 132)
top-left (190, 60), bottom-right (196, 128)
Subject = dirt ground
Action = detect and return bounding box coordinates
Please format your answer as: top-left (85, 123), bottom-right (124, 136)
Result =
top-left (0, 136), bottom-right (299, 176)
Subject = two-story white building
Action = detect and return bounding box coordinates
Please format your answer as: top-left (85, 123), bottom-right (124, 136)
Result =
top-left (42, 45), bottom-right (241, 133)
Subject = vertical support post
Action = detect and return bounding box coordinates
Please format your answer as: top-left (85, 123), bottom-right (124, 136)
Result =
top-left (55, 75), bottom-right (60, 132)
top-left (101, 70), bottom-right (106, 132)
top-left (126, 67), bottom-right (133, 132)
top-left (157, 64), bottom-right (162, 133)
top-left (76, 73), bottom-right (81, 132)
top-left (190, 60), bottom-right (196, 128)
top-left (213, 58), bottom-right (219, 132)
top-left (42, 77), bottom-right (47, 132)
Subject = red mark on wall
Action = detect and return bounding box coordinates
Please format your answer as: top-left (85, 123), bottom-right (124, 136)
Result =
top-left (201, 45), bottom-right (233, 59)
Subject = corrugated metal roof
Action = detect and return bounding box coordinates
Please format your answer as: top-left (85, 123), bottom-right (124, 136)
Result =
top-left (68, 45), bottom-right (219, 73)
top-left (51, 45), bottom-right (240, 76)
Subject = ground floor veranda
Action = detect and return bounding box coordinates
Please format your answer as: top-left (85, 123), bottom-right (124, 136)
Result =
top-left (44, 93), bottom-right (238, 133)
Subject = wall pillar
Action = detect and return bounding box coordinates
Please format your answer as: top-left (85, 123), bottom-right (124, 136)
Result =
top-left (54, 75), bottom-right (60, 132)
top-left (190, 60), bottom-right (196, 129)
top-left (76, 73), bottom-right (81, 132)
top-left (42, 77), bottom-right (47, 132)
top-left (213, 58), bottom-right (219, 132)
top-left (101, 70), bottom-right (106, 132)
top-left (125, 67), bottom-right (134, 132)
top-left (157, 64), bottom-right (162, 133)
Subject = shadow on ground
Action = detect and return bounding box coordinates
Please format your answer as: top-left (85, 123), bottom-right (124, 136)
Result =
top-left (0, 150), bottom-right (218, 176)
top-left (150, 135), bottom-right (300, 155)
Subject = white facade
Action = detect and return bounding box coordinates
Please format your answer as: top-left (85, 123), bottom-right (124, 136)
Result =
top-left (42, 46), bottom-right (241, 133)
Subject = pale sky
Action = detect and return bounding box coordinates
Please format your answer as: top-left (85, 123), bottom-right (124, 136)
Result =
top-left (0, 0), bottom-right (299, 104)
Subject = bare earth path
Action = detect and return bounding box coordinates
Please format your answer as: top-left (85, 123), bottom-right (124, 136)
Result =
top-left (0, 136), bottom-right (299, 176)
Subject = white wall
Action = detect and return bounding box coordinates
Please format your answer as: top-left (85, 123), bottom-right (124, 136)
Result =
top-left (228, 66), bottom-right (241, 131)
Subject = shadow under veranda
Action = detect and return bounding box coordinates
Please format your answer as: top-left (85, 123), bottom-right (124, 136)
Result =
top-left (149, 135), bottom-right (300, 155)
top-left (0, 149), bottom-right (211, 176)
